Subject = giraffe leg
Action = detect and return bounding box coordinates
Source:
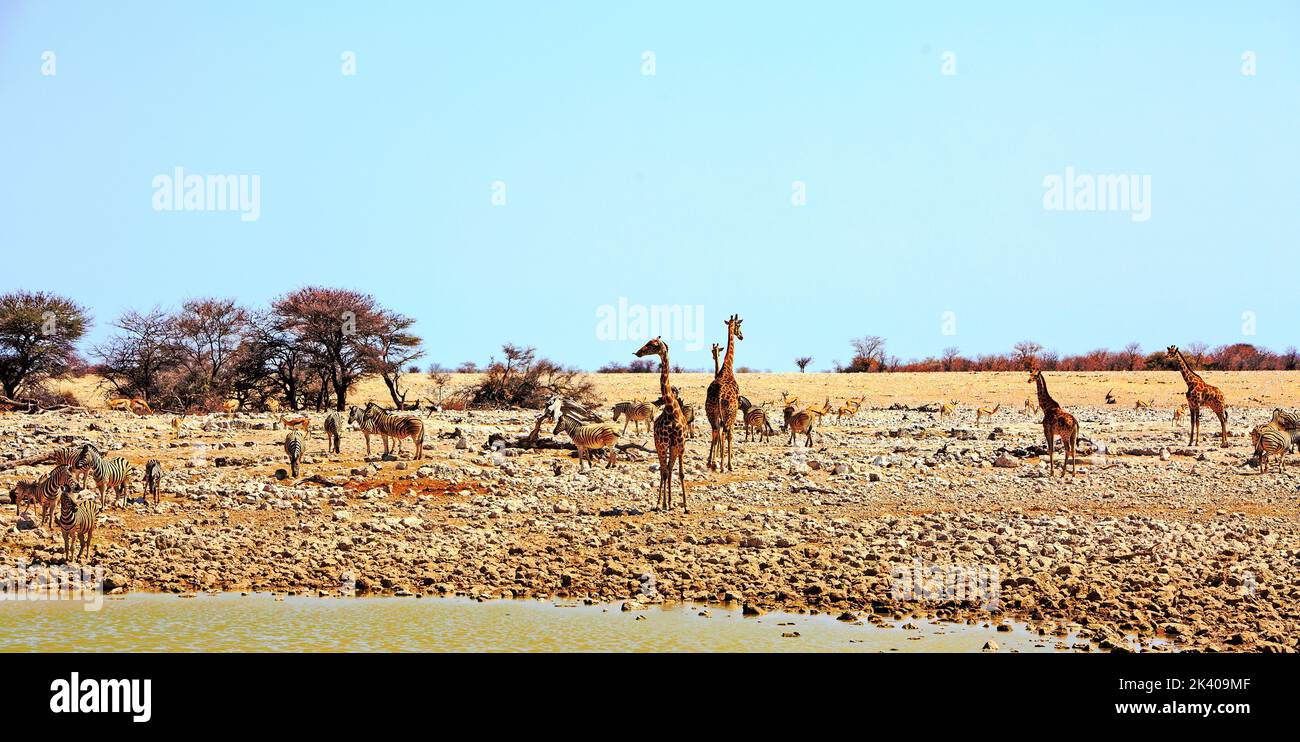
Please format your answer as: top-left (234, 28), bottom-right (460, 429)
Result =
top-left (1043, 424), bottom-right (1054, 477)
top-left (725, 425), bottom-right (734, 472)
top-left (1216, 407), bottom-right (1228, 448)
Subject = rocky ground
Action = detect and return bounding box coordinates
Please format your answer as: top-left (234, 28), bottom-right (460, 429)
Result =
top-left (3, 374), bottom-right (1299, 652)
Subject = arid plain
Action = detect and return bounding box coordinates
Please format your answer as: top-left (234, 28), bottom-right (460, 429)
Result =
top-left (3, 370), bottom-right (1298, 652)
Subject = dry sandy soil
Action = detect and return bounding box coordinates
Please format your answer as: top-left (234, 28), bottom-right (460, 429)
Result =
top-left (2, 371), bottom-right (1298, 652)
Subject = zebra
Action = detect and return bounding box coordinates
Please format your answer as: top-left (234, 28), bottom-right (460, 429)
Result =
top-left (1270, 408), bottom-right (1300, 431)
top-left (552, 415), bottom-right (620, 470)
top-left (55, 488), bottom-right (99, 562)
top-left (743, 407), bottom-right (775, 442)
top-left (612, 401), bottom-right (655, 435)
top-left (9, 465), bottom-right (69, 520)
top-left (50, 446), bottom-right (90, 488)
top-left (783, 405), bottom-right (817, 447)
top-left (284, 431), bottom-right (305, 478)
top-left (73, 443), bottom-right (135, 509)
top-left (362, 402), bottom-right (425, 460)
top-left (143, 459), bottom-right (162, 505)
top-left (323, 411), bottom-right (345, 454)
top-left (1251, 422), bottom-right (1292, 473)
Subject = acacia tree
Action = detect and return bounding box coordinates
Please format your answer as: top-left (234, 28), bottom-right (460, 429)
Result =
top-left (362, 309), bottom-right (424, 409)
top-left (0, 291), bottom-right (90, 398)
top-left (172, 298), bottom-right (249, 407)
top-left (271, 287), bottom-right (420, 411)
top-left (94, 308), bottom-right (179, 402)
top-left (795, 356), bottom-right (813, 372)
top-left (1013, 341), bottom-right (1043, 368)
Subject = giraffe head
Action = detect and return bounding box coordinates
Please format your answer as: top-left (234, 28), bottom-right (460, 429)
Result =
top-left (1027, 367), bottom-right (1041, 385)
top-left (725, 314), bottom-right (744, 342)
top-left (711, 342), bottom-right (722, 358)
top-left (634, 337), bottom-right (667, 359)
top-left (1165, 345), bottom-right (1179, 361)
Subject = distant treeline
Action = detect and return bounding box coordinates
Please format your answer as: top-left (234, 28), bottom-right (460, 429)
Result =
top-left (831, 337), bottom-right (1299, 373)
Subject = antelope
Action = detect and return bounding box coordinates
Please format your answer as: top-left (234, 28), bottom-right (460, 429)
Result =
top-left (280, 415), bottom-right (311, 437)
top-left (129, 398), bottom-right (153, 415)
top-left (223, 399), bottom-right (239, 417)
top-left (939, 401), bottom-right (958, 420)
top-left (1023, 398), bottom-right (1038, 416)
top-left (1134, 398), bottom-right (1153, 410)
top-left (106, 398), bottom-right (133, 413)
top-left (1172, 404), bottom-right (1187, 427)
top-left (975, 403), bottom-right (1000, 426)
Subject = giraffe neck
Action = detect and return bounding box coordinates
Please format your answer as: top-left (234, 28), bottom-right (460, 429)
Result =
top-left (657, 349), bottom-right (685, 422)
top-left (712, 351), bottom-right (720, 376)
top-left (1035, 375), bottom-right (1058, 411)
top-left (1174, 350), bottom-right (1202, 388)
top-left (721, 327), bottom-right (736, 378)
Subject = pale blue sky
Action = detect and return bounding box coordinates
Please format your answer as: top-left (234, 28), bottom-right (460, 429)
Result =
top-left (2, 1), bottom-right (1297, 370)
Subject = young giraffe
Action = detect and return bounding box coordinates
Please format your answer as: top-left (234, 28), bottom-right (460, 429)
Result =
top-left (1028, 367), bottom-right (1079, 477)
top-left (710, 343), bottom-right (722, 376)
top-left (635, 337), bottom-right (688, 511)
top-left (1165, 345), bottom-right (1228, 447)
top-left (705, 315), bottom-right (743, 472)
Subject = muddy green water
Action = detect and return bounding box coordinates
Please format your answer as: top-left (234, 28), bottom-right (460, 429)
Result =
top-left (0, 593), bottom-right (1084, 652)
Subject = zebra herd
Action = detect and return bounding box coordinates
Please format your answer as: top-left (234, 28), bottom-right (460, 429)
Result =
top-left (5, 400), bottom-right (428, 565)
top-left (1250, 409), bottom-right (1300, 473)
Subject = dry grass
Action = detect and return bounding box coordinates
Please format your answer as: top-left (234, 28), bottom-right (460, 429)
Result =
top-left (49, 370), bottom-right (1300, 413)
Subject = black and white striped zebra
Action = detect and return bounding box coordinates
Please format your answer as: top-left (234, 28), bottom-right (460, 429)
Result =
top-left (743, 406), bottom-right (775, 442)
top-left (73, 444), bottom-right (135, 509)
top-left (55, 487), bottom-right (99, 562)
top-left (284, 431), bottom-right (305, 478)
top-left (362, 402), bottom-right (425, 459)
top-left (143, 459), bottom-right (162, 505)
top-left (1251, 422), bottom-right (1292, 473)
top-left (1270, 408), bottom-right (1300, 431)
top-left (552, 415), bottom-right (620, 469)
top-left (323, 412), bottom-right (345, 454)
top-left (11, 464), bottom-right (71, 522)
top-left (612, 401), bottom-right (656, 435)
top-left (50, 446), bottom-right (90, 488)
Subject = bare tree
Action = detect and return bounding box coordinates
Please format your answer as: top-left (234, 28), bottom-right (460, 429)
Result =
top-left (941, 346), bottom-right (960, 371)
top-left (1013, 340), bottom-right (1043, 368)
top-left (1186, 342), bottom-right (1209, 368)
top-left (361, 309), bottom-right (424, 409)
top-left (795, 356), bottom-right (813, 372)
top-left (1118, 342), bottom-right (1144, 371)
top-left (94, 308), bottom-right (179, 402)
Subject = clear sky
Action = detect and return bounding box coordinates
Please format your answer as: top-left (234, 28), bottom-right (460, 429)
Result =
top-left (2, 1), bottom-right (1297, 371)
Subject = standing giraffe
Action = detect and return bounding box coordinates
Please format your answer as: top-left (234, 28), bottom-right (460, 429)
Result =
top-left (1165, 345), bottom-right (1228, 447)
top-left (635, 337), bottom-right (688, 511)
top-left (711, 343), bottom-right (722, 376)
top-left (706, 315), bottom-right (743, 472)
top-left (1028, 367), bottom-right (1080, 477)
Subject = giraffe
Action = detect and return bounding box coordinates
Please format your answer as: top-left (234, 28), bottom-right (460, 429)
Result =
top-left (635, 337), bottom-right (688, 511)
top-left (711, 343), bottom-right (722, 376)
top-left (1028, 367), bottom-right (1079, 477)
top-left (705, 314), bottom-right (743, 472)
top-left (1165, 345), bottom-right (1228, 447)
